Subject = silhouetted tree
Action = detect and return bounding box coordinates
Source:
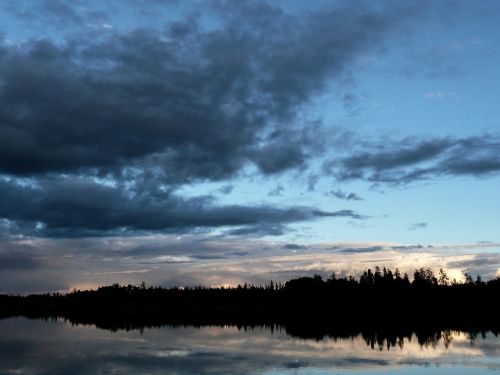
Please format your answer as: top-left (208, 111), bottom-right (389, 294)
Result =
top-left (438, 269), bottom-right (449, 286)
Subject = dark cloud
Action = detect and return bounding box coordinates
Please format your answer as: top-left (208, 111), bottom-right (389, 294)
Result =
top-left (0, 177), bottom-right (365, 237)
top-left (447, 255), bottom-right (500, 269)
top-left (268, 184), bottom-right (284, 197)
top-left (390, 244), bottom-right (426, 251)
top-left (283, 244), bottom-right (307, 250)
top-left (38, 0), bottom-right (87, 25)
top-left (325, 189), bottom-right (363, 201)
top-left (327, 135), bottom-right (500, 184)
top-left (2, 0), bottom-right (110, 29)
top-left (0, 0), bottom-right (404, 238)
top-left (336, 244), bottom-right (431, 253)
top-left (221, 208), bottom-right (366, 237)
top-left (0, 252), bottom-right (41, 271)
top-left (342, 139), bottom-right (451, 171)
top-left (0, 2), bottom-right (404, 181)
top-left (446, 254), bottom-right (500, 279)
top-left (225, 224), bottom-right (290, 237)
top-left (225, 251), bottom-right (250, 257)
top-left (338, 246), bottom-right (384, 254)
top-left (218, 185), bottom-right (234, 195)
top-left (252, 139), bottom-right (307, 175)
top-left (307, 174), bottom-right (320, 191)
top-left (187, 251), bottom-right (250, 260)
top-left (312, 209), bottom-right (367, 220)
top-left (191, 254), bottom-right (226, 260)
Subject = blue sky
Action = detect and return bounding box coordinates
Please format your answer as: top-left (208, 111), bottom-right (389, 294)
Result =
top-left (0, 0), bottom-right (499, 293)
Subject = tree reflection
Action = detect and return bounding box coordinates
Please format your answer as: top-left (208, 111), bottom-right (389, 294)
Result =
top-left (2, 266), bottom-right (500, 351)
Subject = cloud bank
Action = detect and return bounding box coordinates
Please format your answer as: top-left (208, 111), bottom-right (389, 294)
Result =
top-left (0, 0), bottom-right (415, 238)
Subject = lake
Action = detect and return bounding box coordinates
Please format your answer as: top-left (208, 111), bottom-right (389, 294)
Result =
top-left (1, 317), bottom-right (499, 374)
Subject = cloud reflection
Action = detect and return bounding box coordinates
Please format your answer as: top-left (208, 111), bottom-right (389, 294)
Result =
top-left (0, 318), bottom-right (500, 375)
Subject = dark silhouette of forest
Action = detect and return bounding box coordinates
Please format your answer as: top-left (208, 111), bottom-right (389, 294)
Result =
top-left (2, 266), bottom-right (500, 343)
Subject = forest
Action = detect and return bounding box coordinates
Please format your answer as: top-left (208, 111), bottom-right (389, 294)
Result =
top-left (2, 266), bottom-right (500, 333)
top-left (2, 266), bottom-right (500, 310)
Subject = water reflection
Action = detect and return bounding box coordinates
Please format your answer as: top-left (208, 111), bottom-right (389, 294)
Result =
top-left (1, 318), bottom-right (499, 374)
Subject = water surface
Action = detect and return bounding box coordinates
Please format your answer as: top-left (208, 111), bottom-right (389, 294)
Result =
top-left (1, 318), bottom-right (499, 374)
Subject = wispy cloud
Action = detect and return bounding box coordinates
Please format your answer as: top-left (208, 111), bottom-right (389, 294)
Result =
top-left (1, 235), bottom-right (499, 293)
top-left (325, 189), bottom-right (363, 201)
top-left (409, 222), bottom-right (428, 230)
top-left (326, 135), bottom-right (500, 185)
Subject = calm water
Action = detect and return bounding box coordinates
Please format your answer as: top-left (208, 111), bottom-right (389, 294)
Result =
top-left (1, 318), bottom-right (500, 374)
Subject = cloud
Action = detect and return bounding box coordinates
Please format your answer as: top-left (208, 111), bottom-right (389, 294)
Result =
top-left (312, 209), bottom-right (367, 220)
top-left (409, 222), bottom-right (428, 230)
top-left (222, 208), bottom-right (366, 237)
top-left (0, 252), bottom-right (41, 271)
top-left (218, 185), bottom-right (234, 195)
top-left (338, 246), bottom-right (384, 254)
top-left (153, 255), bottom-right (195, 264)
top-left (225, 224), bottom-right (290, 237)
top-left (0, 177), bottom-right (365, 237)
top-left (447, 255), bottom-right (500, 269)
top-left (0, 235), bottom-right (499, 293)
top-left (283, 244), bottom-right (307, 250)
top-left (0, 1), bottom-right (415, 239)
top-left (325, 189), bottom-right (363, 201)
top-left (326, 135), bottom-right (500, 184)
top-left (446, 253), bottom-right (500, 278)
top-left (4, 317), bottom-right (496, 375)
top-left (0, 1), bottom-right (498, 295)
top-left (0, 2), bottom-right (405, 181)
top-left (38, 0), bottom-right (86, 25)
top-left (268, 184), bottom-right (284, 197)
top-left (390, 244), bottom-right (426, 251)
top-left (2, 0), bottom-right (110, 30)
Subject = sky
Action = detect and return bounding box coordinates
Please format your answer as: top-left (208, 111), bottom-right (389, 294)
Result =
top-left (0, 0), bottom-right (500, 293)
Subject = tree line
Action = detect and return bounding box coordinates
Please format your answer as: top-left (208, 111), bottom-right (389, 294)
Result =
top-left (1, 266), bottom-right (499, 310)
top-left (2, 266), bottom-right (500, 340)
